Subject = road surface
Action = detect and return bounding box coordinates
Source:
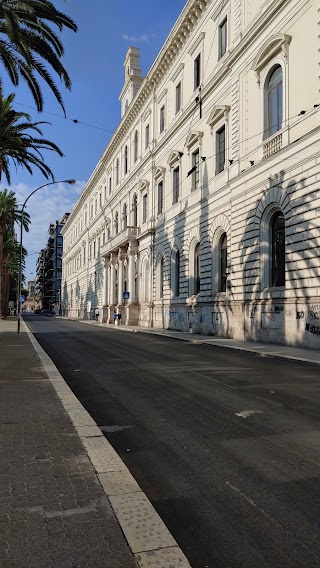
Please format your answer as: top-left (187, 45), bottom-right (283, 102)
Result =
top-left (25, 315), bottom-right (320, 568)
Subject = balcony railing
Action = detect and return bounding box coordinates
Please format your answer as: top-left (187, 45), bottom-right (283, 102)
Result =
top-left (263, 132), bottom-right (282, 159)
top-left (102, 225), bottom-right (141, 253)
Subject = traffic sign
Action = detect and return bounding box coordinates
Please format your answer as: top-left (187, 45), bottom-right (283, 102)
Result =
top-left (123, 291), bottom-right (130, 300)
top-left (20, 295), bottom-right (25, 303)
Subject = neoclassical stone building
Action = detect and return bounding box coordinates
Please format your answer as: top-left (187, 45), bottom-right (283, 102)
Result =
top-left (62, 0), bottom-right (320, 348)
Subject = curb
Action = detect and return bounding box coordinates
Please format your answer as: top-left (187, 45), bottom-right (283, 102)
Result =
top-left (63, 317), bottom-right (320, 367)
top-left (22, 319), bottom-right (192, 568)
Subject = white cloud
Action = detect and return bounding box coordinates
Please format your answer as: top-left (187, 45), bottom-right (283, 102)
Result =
top-left (1, 180), bottom-right (85, 279)
top-left (122, 33), bottom-right (153, 43)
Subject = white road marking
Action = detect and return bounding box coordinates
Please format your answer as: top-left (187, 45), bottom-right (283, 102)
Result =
top-left (235, 410), bottom-right (264, 418)
top-left (225, 481), bottom-right (281, 527)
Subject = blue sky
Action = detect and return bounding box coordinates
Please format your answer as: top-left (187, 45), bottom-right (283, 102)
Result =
top-left (1, 0), bottom-right (186, 280)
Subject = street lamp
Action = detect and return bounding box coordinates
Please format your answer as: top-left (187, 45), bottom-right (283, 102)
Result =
top-left (17, 179), bottom-right (76, 333)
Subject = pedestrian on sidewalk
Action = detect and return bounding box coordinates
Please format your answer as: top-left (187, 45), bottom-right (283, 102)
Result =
top-left (113, 309), bottom-right (117, 324)
top-left (117, 311), bottom-right (122, 325)
top-left (95, 307), bottom-right (99, 321)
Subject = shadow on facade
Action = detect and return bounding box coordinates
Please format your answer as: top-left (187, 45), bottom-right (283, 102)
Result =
top-left (239, 169), bottom-right (319, 348)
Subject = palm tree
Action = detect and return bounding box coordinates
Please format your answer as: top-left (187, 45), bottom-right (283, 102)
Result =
top-left (0, 92), bottom-right (64, 183)
top-left (0, 0), bottom-right (77, 114)
top-left (2, 228), bottom-right (27, 315)
top-left (0, 187), bottom-right (30, 316)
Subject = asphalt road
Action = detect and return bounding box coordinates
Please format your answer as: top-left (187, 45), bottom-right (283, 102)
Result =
top-left (25, 315), bottom-right (320, 568)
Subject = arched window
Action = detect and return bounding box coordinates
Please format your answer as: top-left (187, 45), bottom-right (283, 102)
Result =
top-left (270, 211), bottom-right (285, 287)
top-left (124, 145), bottom-right (128, 175)
top-left (220, 233), bottom-right (227, 292)
top-left (194, 243), bottom-right (201, 294)
top-left (123, 203), bottom-right (128, 229)
top-left (132, 194), bottom-right (138, 226)
top-left (116, 158), bottom-right (119, 185)
top-left (265, 65), bottom-right (283, 138)
top-left (134, 130), bottom-right (138, 163)
top-left (174, 250), bottom-right (180, 297)
top-left (114, 212), bottom-right (119, 235)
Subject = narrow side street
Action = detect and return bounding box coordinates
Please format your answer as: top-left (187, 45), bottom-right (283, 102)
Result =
top-left (26, 315), bottom-right (320, 568)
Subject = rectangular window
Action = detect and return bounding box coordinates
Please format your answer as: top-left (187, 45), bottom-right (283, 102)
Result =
top-left (160, 105), bottom-right (165, 133)
top-left (216, 125), bottom-right (226, 174)
top-left (219, 17), bottom-right (227, 59)
top-left (145, 124), bottom-right (150, 148)
top-left (173, 166), bottom-right (180, 204)
top-left (176, 82), bottom-right (181, 113)
top-left (192, 149), bottom-right (200, 191)
top-left (158, 181), bottom-right (164, 214)
top-left (142, 194), bottom-right (148, 223)
top-left (109, 177), bottom-right (112, 195)
top-left (95, 200), bottom-right (97, 214)
top-left (194, 54), bottom-right (201, 90)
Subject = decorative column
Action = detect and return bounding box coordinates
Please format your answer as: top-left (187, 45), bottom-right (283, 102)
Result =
top-left (106, 254), bottom-right (116, 323)
top-left (128, 249), bottom-right (135, 304)
top-left (102, 256), bottom-right (108, 322)
top-left (126, 245), bottom-right (139, 326)
top-left (109, 255), bottom-right (115, 306)
top-left (117, 248), bottom-right (125, 306)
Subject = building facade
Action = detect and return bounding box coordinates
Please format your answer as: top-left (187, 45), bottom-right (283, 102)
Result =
top-left (62, 0), bottom-right (320, 348)
top-left (36, 214), bottom-right (69, 311)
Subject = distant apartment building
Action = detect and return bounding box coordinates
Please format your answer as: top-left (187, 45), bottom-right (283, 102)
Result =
top-left (62, 0), bottom-right (320, 348)
top-left (27, 280), bottom-right (36, 296)
top-left (36, 213), bottom-right (69, 310)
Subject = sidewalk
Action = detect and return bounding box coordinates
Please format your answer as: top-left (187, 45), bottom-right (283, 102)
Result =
top-left (0, 318), bottom-right (137, 568)
top-left (0, 317), bottom-right (192, 568)
top-left (72, 318), bottom-right (320, 366)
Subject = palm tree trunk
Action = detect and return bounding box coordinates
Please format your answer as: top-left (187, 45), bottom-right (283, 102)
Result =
top-left (2, 258), bottom-right (9, 317)
top-left (0, 219), bottom-right (4, 318)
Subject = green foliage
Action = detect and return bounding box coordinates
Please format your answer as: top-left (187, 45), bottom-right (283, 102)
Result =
top-left (0, 0), bottom-right (77, 113)
top-left (0, 187), bottom-right (30, 315)
top-left (0, 92), bottom-right (64, 183)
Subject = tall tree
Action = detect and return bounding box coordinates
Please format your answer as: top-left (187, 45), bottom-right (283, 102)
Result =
top-left (0, 187), bottom-right (30, 316)
top-left (2, 227), bottom-right (27, 315)
top-left (0, 0), bottom-right (77, 114)
top-left (0, 91), bottom-right (63, 183)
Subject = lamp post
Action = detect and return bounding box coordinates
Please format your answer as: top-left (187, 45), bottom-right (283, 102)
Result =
top-left (17, 179), bottom-right (76, 333)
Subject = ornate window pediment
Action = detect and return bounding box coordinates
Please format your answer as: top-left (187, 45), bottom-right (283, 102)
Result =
top-left (138, 179), bottom-right (150, 192)
top-left (154, 166), bottom-right (166, 180)
top-left (167, 150), bottom-right (183, 167)
top-left (185, 130), bottom-right (203, 150)
top-left (156, 88), bottom-right (168, 103)
top-left (252, 34), bottom-right (291, 83)
top-left (170, 63), bottom-right (185, 83)
top-left (188, 32), bottom-right (205, 56)
top-left (143, 108), bottom-right (151, 121)
top-left (207, 105), bottom-right (230, 129)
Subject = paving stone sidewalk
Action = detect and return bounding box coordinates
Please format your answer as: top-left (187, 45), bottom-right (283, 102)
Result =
top-left (0, 318), bottom-right (137, 568)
